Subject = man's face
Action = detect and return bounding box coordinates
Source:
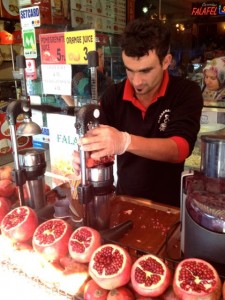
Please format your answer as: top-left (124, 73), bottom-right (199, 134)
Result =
top-left (122, 50), bottom-right (171, 98)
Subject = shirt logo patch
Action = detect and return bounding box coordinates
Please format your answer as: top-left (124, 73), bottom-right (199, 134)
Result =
top-left (158, 109), bottom-right (171, 131)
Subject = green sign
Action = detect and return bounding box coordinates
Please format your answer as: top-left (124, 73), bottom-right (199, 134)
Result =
top-left (22, 28), bottom-right (37, 58)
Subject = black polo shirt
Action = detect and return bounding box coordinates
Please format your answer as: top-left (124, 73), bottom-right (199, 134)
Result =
top-left (100, 73), bottom-right (203, 207)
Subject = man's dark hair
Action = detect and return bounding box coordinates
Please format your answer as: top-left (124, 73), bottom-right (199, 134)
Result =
top-left (120, 18), bottom-right (171, 64)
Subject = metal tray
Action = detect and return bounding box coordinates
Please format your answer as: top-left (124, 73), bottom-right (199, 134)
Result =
top-left (109, 195), bottom-right (180, 256)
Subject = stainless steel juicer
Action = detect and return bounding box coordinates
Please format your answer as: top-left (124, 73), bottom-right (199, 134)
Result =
top-left (6, 55), bottom-right (46, 209)
top-left (181, 134), bottom-right (225, 268)
top-left (75, 103), bottom-right (115, 230)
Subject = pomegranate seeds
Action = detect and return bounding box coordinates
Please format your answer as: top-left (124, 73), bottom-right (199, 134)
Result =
top-left (1, 206), bottom-right (38, 243)
top-left (131, 254), bottom-right (171, 297)
top-left (32, 218), bottom-right (73, 262)
top-left (89, 244), bottom-right (132, 290)
top-left (173, 258), bottom-right (222, 300)
top-left (68, 226), bottom-right (102, 263)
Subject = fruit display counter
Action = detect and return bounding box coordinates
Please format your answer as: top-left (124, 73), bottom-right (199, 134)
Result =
top-left (0, 166), bottom-right (225, 299)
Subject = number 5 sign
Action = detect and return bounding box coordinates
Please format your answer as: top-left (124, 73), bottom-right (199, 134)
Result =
top-left (65, 29), bottom-right (96, 65)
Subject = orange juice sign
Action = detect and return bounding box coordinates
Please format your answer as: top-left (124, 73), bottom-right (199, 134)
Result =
top-left (65, 29), bottom-right (96, 64)
top-left (39, 32), bottom-right (65, 64)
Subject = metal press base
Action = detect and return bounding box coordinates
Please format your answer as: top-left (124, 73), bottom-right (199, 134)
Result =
top-left (184, 208), bottom-right (225, 265)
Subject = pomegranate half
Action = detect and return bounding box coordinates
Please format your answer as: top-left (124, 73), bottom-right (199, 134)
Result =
top-left (89, 244), bottom-right (132, 290)
top-left (173, 258), bottom-right (222, 300)
top-left (68, 226), bottom-right (102, 263)
top-left (32, 218), bottom-right (73, 262)
top-left (1, 206), bottom-right (38, 243)
top-left (131, 254), bottom-right (171, 297)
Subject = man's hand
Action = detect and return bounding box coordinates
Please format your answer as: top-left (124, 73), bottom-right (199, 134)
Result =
top-left (78, 125), bottom-right (131, 160)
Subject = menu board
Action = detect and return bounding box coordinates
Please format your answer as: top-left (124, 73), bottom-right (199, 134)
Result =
top-left (71, 0), bottom-right (126, 34)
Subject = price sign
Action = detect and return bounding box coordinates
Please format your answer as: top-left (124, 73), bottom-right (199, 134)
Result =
top-left (65, 29), bottom-right (96, 64)
top-left (39, 32), bottom-right (65, 64)
top-left (41, 64), bottom-right (72, 95)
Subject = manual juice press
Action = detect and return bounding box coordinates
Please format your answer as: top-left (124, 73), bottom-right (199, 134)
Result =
top-left (6, 99), bottom-right (47, 210)
top-left (75, 104), bottom-right (115, 231)
top-left (181, 134), bottom-right (225, 265)
top-left (74, 50), bottom-right (115, 231)
top-left (7, 55), bottom-right (47, 211)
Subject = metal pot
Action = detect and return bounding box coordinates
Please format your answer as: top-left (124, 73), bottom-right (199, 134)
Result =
top-left (201, 134), bottom-right (225, 178)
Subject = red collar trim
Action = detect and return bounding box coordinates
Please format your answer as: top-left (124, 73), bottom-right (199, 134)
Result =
top-left (123, 70), bottom-right (169, 112)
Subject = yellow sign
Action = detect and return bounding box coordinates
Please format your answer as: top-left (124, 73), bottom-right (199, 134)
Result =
top-left (65, 29), bottom-right (96, 64)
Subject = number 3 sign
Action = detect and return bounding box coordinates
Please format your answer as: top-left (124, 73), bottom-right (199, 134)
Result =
top-left (65, 29), bottom-right (96, 65)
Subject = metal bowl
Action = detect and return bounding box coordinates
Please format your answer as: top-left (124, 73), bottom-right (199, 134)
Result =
top-left (18, 147), bottom-right (46, 167)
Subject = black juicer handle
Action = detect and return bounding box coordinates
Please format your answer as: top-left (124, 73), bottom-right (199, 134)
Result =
top-left (75, 104), bottom-right (104, 206)
top-left (100, 220), bottom-right (133, 241)
top-left (75, 104), bottom-right (104, 136)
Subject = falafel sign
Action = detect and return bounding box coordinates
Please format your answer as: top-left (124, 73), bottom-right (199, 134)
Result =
top-left (64, 29), bottom-right (96, 64)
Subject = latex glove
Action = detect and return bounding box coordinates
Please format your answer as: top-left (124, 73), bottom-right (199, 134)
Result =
top-left (72, 150), bottom-right (81, 175)
top-left (79, 125), bottom-right (131, 159)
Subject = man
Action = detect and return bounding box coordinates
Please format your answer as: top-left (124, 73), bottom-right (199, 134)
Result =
top-left (75, 18), bottom-right (203, 207)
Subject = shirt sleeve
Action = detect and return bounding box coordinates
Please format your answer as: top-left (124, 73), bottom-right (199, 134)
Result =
top-left (171, 136), bottom-right (190, 162)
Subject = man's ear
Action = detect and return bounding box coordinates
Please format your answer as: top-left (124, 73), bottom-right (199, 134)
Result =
top-left (162, 54), bottom-right (172, 70)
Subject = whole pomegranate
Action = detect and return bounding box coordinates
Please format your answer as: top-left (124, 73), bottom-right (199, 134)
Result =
top-left (89, 244), bottom-right (132, 290)
top-left (0, 179), bottom-right (16, 197)
top-left (0, 197), bottom-right (10, 223)
top-left (84, 279), bottom-right (109, 300)
top-left (68, 226), bottom-right (102, 263)
top-left (131, 254), bottom-right (171, 297)
top-left (0, 166), bottom-right (12, 180)
top-left (173, 258), bottom-right (222, 300)
top-left (107, 286), bottom-right (135, 300)
top-left (160, 285), bottom-right (179, 300)
top-left (1, 206), bottom-right (38, 243)
top-left (32, 218), bottom-right (73, 262)
top-left (135, 296), bottom-right (158, 300)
